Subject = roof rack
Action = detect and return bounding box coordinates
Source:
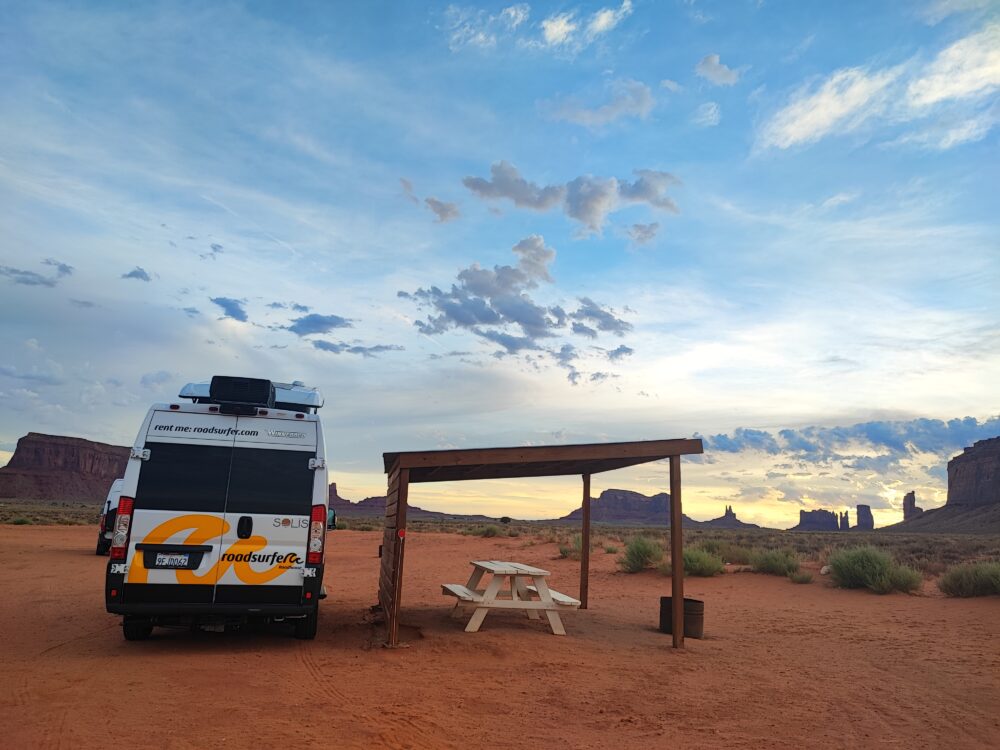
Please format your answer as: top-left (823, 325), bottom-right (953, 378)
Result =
top-left (178, 376), bottom-right (324, 411)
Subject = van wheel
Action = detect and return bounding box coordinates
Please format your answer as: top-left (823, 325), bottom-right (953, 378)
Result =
top-left (123, 617), bottom-right (153, 641)
top-left (294, 608), bottom-right (318, 640)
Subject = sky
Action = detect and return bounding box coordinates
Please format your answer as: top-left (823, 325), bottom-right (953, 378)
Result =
top-left (2, 0), bottom-right (999, 528)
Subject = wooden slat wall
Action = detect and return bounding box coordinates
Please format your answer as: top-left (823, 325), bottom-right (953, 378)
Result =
top-left (377, 466), bottom-right (409, 646)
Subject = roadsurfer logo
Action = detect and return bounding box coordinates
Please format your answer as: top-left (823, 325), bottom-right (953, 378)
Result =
top-left (221, 550), bottom-right (301, 565)
top-left (126, 515), bottom-right (305, 585)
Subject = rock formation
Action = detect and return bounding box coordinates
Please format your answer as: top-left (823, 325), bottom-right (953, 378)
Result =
top-left (854, 505), bottom-right (874, 530)
top-left (791, 509), bottom-right (840, 532)
top-left (947, 438), bottom-right (1000, 507)
top-left (560, 488), bottom-right (672, 524)
top-left (902, 491), bottom-right (923, 520)
top-left (839, 511), bottom-right (850, 531)
top-left (328, 483), bottom-right (496, 522)
top-left (703, 505), bottom-right (760, 529)
top-left (0, 433), bottom-right (128, 502)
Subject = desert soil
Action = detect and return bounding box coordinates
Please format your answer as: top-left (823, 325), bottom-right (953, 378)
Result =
top-left (1, 525), bottom-right (998, 750)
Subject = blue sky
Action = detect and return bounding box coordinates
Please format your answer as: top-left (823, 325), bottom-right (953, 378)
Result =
top-left (2, 0), bottom-right (998, 527)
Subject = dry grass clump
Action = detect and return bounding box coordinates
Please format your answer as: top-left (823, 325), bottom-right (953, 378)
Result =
top-left (937, 561), bottom-right (1000, 597)
top-left (558, 534), bottom-right (585, 559)
top-left (829, 546), bottom-right (921, 594)
top-left (788, 570), bottom-right (813, 584)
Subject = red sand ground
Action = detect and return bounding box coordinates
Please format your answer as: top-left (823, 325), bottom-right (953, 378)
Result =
top-left (0, 525), bottom-right (998, 749)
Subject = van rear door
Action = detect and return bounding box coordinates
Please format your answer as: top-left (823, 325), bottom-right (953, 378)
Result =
top-left (213, 416), bottom-right (318, 606)
top-left (124, 411), bottom-right (235, 605)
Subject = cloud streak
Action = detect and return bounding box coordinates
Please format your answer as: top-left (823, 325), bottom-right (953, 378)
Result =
top-left (760, 23), bottom-right (1000, 150)
top-left (545, 78), bottom-right (653, 128)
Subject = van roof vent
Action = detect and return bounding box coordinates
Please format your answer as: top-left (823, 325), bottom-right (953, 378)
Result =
top-left (178, 376), bottom-right (324, 411)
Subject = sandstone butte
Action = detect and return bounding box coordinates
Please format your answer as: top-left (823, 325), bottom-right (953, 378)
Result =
top-left (0, 432), bottom-right (128, 502)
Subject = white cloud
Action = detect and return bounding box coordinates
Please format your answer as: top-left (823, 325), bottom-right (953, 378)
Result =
top-left (758, 66), bottom-right (902, 149)
top-left (907, 23), bottom-right (1000, 107)
top-left (693, 101), bottom-right (721, 127)
top-left (695, 54), bottom-right (740, 85)
top-left (891, 109), bottom-right (998, 150)
top-left (820, 192), bottom-right (860, 210)
top-left (445, 4), bottom-right (531, 50)
top-left (920, 0), bottom-right (994, 25)
top-left (660, 79), bottom-right (682, 93)
top-left (499, 4), bottom-right (530, 29)
top-left (585, 1), bottom-right (633, 40)
top-left (761, 24), bottom-right (1000, 151)
top-left (545, 79), bottom-right (653, 128)
top-left (541, 12), bottom-right (578, 46)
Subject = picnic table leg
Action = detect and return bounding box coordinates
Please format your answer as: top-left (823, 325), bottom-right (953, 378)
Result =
top-left (531, 576), bottom-right (566, 636)
top-left (465, 574), bottom-right (503, 633)
top-left (513, 576), bottom-right (540, 620)
top-left (465, 567), bottom-right (485, 592)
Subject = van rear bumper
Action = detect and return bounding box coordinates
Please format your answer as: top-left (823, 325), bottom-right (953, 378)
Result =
top-left (107, 602), bottom-right (316, 617)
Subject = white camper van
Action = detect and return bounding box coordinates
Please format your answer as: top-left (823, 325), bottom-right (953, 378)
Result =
top-left (105, 376), bottom-right (329, 641)
top-left (96, 478), bottom-right (123, 555)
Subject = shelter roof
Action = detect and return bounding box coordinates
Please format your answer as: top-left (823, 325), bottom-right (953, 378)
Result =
top-left (383, 438), bottom-right (703, 483)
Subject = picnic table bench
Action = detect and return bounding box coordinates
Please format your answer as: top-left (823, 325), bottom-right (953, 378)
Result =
top-left (442, 560), bottom-right (580, 635)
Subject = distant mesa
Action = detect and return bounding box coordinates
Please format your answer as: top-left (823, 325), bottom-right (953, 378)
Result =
top-left (947, 438), bottom-right (1000, 508)
top-left (791, 509), bottom-right (840, 532)
top-left (559, 488), bottom-right (686, 526)
top-left (883, 437), bottom-right (1000, 534)
top-left (331, 484), bottom-right (762, 528)
top-left (0, 433), bottom-right (128, 502)
top-left (327, 483), bottom-right (496, 523)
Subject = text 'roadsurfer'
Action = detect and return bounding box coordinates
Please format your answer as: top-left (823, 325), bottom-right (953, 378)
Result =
top-left (105, 376), bottom-right (330, 641)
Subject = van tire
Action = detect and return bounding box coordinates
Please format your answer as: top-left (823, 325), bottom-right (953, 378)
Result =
top-left (96, 538), bottom-right (110, 556)
top-left (123, 617), bottom-right (153, 641)
top-left (294, 608), bottom-right (318, 640)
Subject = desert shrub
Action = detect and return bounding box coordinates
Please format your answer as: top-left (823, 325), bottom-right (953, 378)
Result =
top-left (618, 536), bottom-right (663, 573)
top-left (684, 547), bottom-right (724, 576)
top-left (506, 528), bottom-right (521, 538)
top-left (659, 547), bottom-right (724, 577)
top-left (881, 565), bottom-right (922, 594)
top-left (694, 539), bottom-right (724, 557)
top-left (12, 517), bottom-right (32, 525)
top-left (352, 523), bottom-right (376, 532)
top-left (604, 544), bottom-right (618, 554)
top-left (789, 570), bottom-right (813, 584)
top-left (475, 525), bottom-right (501, 538)
top-left (719, 543), bottom-right (756, 565)
top-left (829, 546), bottom-right (920, 594)
top-left (750, 548), bottom-right (800, 576)
top-left (937, 562), bottom-right (1000, 597)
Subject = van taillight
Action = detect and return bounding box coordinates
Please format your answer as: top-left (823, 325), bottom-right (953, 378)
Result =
top-left (307, 504), bottom-right (325, 564)
top-left (110, 497), bottom-right (135, 560)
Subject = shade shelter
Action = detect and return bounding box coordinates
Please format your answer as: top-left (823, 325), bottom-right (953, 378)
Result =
top-left (378, 438), bottom-right (704, 647)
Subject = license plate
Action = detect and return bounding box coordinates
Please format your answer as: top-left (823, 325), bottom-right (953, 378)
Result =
top-left (155, 552), bottom-right (190, 568)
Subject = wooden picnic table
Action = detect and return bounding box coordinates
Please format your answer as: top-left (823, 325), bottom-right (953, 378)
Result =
top-left (442, 560), bottom-right (580, 635)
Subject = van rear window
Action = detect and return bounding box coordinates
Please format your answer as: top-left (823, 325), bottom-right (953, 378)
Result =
top-left (225, 448), bottom-right (315, 516)
top-left (135, 442), bottom-right (231, 512)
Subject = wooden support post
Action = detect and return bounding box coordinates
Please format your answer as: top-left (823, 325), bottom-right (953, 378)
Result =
top-left (580, 473), bottom-right (591, 609)
top-left (388, 468), bottom-right (409, 647)
top-left (669, 455), bottom-right (684, 648)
